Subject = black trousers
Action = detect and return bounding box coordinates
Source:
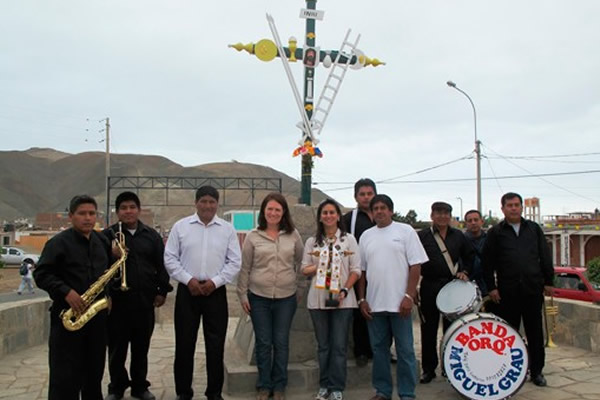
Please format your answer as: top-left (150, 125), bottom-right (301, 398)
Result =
top-left (495, 287), bottom-right (545, 376)
top-left (352, 308), bottom-right (372, 358)
top-left (419, 279), bottom-right (452, 374)
top-left (48, 308), bottom-right (107, 400)
top-left (107, 294), bottom-right (155, 395)
top-left (174, 283), bottom-right (228, 399)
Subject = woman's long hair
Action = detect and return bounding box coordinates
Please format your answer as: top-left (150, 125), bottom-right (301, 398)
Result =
top-left (257, 192), bottom-right (295, 234)
top-left (315, 199), bottom-right (346, 246)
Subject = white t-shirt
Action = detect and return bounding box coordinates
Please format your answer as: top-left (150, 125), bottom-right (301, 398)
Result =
top-left (359, 221), bottom-right (429, 313)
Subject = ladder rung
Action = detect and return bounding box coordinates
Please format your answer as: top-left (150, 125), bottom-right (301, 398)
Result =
top-left (325, 84), bottom-right (338, 91)
top-left (330, 74), bottom-right (342, 80)
top-left (315, 107), bottom-right (328, 114)
top-left (322, 96), bottom-right (333, 102)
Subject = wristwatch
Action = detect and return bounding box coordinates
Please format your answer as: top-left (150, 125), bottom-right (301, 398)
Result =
top-left (340, 288), bottom-right (349, 296)
top-left (357, 298), bottom-right (366, 305)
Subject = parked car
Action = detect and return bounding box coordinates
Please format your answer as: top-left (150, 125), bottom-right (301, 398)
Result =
top-left (552, 266), bottom-right (600, 304)
top-left (0, 246), bottom-right (39, 265)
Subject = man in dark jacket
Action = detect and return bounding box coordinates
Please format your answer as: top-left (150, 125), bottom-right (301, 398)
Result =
top-left (464, 209), bottom-right (488, 296)
top-left (482, 192), bottom-right (554, 387)
top-left (103, 192), bottom-right (172, 400)
top-left (342, 178), bottom-right (377, 367)
top-left (418, 201), bottom-right (475, 384)
top-left (34, 195), bottom-right (112, 400)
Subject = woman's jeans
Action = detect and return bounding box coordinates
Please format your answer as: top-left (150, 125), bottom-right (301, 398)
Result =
top-left (309, 308), bottom-right (353, 391)
top-left (249, 292), bottom-right (297, 391)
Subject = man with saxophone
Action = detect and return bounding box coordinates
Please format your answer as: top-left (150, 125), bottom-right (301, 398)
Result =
top-left (103, 192), bottom-right (172, 400)
top-left (482, 192), bottom-right (554, 387)
top-left (34, 195), bottom-right (112, 400)
top-left (164, 186), bottom-right (242, 400)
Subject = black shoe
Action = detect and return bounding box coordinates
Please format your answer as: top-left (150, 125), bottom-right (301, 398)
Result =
top-left (104, 394), bottom-right (123, 400)
top-left (531, 373), bottom-right (547, 387)
top-left (131, 390), bottom-right (156, 400)
top-left (207, 395), bottom-right (224, 400)
top-left (420, 371), bottom-right (436, 384)
top-left (356, 354), bottom-right (369, 367)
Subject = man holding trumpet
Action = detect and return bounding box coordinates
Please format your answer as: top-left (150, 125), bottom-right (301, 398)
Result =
top-left (103, 192), bottom-right (172, 400)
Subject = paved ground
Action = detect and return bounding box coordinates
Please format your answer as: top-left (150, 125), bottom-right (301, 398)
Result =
top-left (1, 312), bottom-right (600, 400)
top-left (2, 271), bottom-right (600, 399)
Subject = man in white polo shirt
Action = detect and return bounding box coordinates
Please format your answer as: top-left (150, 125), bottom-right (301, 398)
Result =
top-left (164, 186), bottom-right (242, 400)
top-left (357, 194), bottom-right (428, 400)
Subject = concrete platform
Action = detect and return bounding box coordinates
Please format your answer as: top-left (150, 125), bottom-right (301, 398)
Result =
top-left (1, 314), bottom-right (600, 400)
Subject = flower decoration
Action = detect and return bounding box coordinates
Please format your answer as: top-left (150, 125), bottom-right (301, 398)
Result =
top-left (293, 140), bottom-right (323, 158)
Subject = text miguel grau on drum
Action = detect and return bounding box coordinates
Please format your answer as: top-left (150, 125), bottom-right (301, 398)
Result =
top-left (443, 316), bottom-right (528, 400)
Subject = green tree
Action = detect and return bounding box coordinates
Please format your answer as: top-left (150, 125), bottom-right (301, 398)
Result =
top-left (586, 257), bottom-right (600, 285)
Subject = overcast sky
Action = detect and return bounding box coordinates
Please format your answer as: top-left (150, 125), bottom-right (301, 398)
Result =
top-left (2, 0), bottom-right (599, 220)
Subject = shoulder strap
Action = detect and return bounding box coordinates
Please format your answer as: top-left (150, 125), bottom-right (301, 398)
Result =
top-left (350, 208), bottom-right (358, 236)
top-left (431, 227), bottom-right (458, 276)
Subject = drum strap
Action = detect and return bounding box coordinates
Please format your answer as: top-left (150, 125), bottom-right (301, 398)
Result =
top-left (431, 228), bottom-right (458, 276)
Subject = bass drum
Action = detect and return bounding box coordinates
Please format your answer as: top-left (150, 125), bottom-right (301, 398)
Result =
top-left (436, 279), bottom-right (482, 320)
top-left (440, 313), bottom-right (529, 400)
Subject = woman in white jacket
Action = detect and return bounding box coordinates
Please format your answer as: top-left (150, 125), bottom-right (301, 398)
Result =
top-left (301, 199), bottom-right (361, 400)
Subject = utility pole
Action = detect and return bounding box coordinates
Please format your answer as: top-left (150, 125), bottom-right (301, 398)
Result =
top-left (230, 1), bottom-right (384, 205)
top-left (103, 117), bottom-right (110, 226)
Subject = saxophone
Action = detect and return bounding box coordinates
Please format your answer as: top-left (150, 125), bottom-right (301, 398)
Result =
top-left (61, 225), bottom-right (129, 331)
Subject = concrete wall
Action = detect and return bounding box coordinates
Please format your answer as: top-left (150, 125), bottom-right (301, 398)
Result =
top-left (551, 297), bottom-right (600, 352)
top-left (0, 298), bottom-right (50, 358)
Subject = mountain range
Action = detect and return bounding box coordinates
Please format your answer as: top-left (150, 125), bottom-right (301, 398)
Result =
top-left (0, 148), bottom-right (331, 227)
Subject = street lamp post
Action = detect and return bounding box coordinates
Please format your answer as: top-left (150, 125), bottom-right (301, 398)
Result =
top-left (456, 196), bottom-right (463, 221)
top-left (447, 81), bottom-right (482, 213)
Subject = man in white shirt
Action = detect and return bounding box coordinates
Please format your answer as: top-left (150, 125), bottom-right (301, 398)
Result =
top-left (357, 194), bottom-right (428, 400)
top-left (164, 186), bottom-right (242, 400)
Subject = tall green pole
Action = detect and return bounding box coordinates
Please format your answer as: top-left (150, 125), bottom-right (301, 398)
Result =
top-left (301, 0), bottom-right (316, 205)
top-left (229, 1), bottom-right (384, 206)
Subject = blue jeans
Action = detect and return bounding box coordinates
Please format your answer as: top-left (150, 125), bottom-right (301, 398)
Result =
top-left (309, 308), bottom-right (353, 392)
top-left (249, 292), bottom-right (297, 391)
top-left (368, 312), bottom-right (417, 399)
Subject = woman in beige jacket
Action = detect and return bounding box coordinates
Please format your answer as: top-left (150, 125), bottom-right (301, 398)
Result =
top-left (236, 193), bottom-right (304, 400)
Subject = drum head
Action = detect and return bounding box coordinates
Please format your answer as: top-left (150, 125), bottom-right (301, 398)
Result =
top-left (437, 280), bottom-right (479, 317)
top-left (442, 315), bottom-right (529, 400)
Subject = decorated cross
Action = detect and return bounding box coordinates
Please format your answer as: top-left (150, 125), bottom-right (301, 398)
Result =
top-left (230, 0), bottom-right (384, 205)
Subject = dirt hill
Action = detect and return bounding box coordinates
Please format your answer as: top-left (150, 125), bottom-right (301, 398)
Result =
top-left (0, 148), bottom-right (331, 227)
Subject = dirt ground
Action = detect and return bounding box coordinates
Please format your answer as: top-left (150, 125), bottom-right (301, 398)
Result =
top-left (0, 267), bottom-right (23, 293)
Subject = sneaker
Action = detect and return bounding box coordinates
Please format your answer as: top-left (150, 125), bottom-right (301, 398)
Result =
top-left (315, 388), bottom-right (329, 400)
top-left (329, 391), bottom-right (343, 400)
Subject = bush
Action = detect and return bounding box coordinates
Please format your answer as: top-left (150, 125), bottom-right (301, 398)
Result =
top-left (586, 256), bottom-right (600, 285)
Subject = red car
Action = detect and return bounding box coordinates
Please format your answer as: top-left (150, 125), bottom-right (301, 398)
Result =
top-left (552, 266), bottom-right (600, 304)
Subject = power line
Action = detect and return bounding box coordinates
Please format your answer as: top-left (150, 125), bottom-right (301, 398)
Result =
top-left (490, 151), bottom-right (600, 159)
top-left (314, 153), bottom-right (473, 191)
top-left (482, 144), bottom-right (599, 204)
top-left (318, 169), bottom-right (600, 188)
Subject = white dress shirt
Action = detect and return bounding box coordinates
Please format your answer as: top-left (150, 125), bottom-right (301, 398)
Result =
top-left (164, 213), bottom-right (241, 288)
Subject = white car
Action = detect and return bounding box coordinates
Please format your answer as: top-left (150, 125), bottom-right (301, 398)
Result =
top-left (1, 247), bottom-right (39, 265)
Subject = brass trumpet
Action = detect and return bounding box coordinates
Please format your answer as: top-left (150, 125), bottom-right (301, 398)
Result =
top-left (60, 224), bottom-right (129, 331)
top-left (544, 294), bottom-right (559, 348)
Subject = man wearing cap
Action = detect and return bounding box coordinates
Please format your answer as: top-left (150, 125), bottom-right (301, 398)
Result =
top-left (417, 201), bottom-right (475, 384)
